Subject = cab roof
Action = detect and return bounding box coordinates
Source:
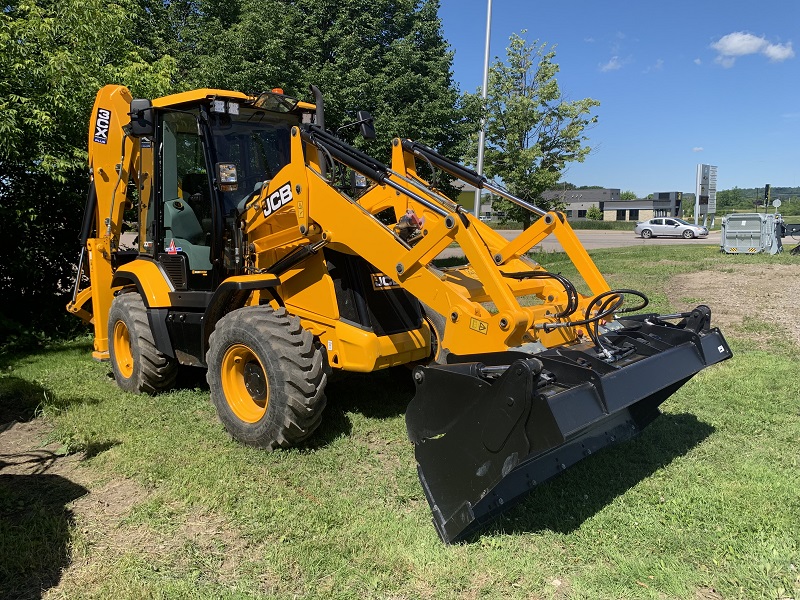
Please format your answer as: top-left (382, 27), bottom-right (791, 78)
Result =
top-left (152, 88), bottom-right (316, 112)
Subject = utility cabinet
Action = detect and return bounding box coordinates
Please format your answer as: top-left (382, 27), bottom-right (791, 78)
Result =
top-left (720, 213), bottom-right (783, 255)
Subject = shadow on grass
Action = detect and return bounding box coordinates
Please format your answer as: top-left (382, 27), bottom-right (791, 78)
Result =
top-left (0, 472), bottom-right (88, 599)
top-left (475, 412), bottom-right (715, 539)
top-left (305, 368), bottom-right (416, 449)
top-left (0, 377), bottom-right (43, 431)
top-left (0, 338), bottom-right (94, 371)
top-left (0, 375), bottom-right (107, 421)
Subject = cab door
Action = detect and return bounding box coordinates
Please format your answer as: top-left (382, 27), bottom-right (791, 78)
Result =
top-left (156, 111), bottom-right (215, 291)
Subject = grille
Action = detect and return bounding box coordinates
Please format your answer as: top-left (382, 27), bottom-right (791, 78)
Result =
top-left (159, 254), bottom-right (187, 290)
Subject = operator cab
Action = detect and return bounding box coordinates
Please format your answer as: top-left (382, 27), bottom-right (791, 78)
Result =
top-left (131, 90), bottom-right (305, 292)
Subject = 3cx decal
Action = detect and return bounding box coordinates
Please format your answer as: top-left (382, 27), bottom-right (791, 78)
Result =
top-left (262, 182), bottom-right (293, 218)
top-left (93, 108), bottom-right (112, 144)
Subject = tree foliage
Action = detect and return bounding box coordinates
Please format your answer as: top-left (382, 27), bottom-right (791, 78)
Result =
top-left (161, 0), bottom-right (467, 161)
top-left (469, 33), bottom-right (599, 228)
top-left (0, 0), bottom-right (176, 339)
top-left (620, 190), bottom-right (637, 201)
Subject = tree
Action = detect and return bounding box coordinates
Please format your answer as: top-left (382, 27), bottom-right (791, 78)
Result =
top-left (468, 33), bottom-right (599, 228)
top-left (169, 0), bottom-right (468, 165)
top-left (0, 0), bottom-right (176, 341)
top-left (586, 205), bottom-right (603, 220)
top-left (620, 190), bottom-right (637, 200)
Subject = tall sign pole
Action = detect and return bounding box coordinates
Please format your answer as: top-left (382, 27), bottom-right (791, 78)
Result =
top-left (474, 0), bottom-right (493, 218)
top-left (694, 164), bottom-right (717, 227)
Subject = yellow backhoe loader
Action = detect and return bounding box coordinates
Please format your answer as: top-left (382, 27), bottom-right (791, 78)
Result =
top-left (68, 84), bottom-right (732, 542)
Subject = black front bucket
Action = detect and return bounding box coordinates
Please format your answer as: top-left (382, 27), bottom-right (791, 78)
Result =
top-left (406, 309), bottom-right (732, 543)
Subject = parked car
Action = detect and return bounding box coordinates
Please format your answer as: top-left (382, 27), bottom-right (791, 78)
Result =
top-left (634, 218), bottom-right (709, 239)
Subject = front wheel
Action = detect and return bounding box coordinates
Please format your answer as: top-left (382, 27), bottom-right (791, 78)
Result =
top-left (420, 302), bottom-right (449, 365)
top-left (641, 229), bottom-right (653, 239)
top-left (108, 293), bottom-right (178, 394)
top-left (206, 306), bottom-right (327, 449)
top-left (682, 229), bottom-right (695, 239)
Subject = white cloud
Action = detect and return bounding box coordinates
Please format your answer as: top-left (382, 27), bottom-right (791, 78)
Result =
top-left (584, 37), bottom-right (595, 43)
top-left (599, 56), bottom-right (621, 72)
top-left (762, 42), bottom-right (794, 62)
top-left (711, 32), bottom-right (795, 67)
top-left (643, 59), bottom-right (664, 73)
top-left (692, 147), bottom-right (704, 153)
top-left (694, 58), bottom-right (702, 66)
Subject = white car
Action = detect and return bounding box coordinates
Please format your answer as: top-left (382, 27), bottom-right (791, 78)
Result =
top-left (635, 218), bottom-right (709, 239)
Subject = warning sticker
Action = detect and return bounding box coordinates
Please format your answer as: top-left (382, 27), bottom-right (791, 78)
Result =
top-left (469, 317), bottom-right (489, 335)
top-left (167, 239), bottom-right (182, 254)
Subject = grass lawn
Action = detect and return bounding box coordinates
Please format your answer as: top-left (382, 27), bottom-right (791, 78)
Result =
top-left (1, 246), bottom-right (798, 599)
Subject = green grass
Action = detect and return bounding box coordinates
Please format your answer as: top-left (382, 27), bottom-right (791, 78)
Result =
top-left (2, 246), bottom-right (799, 599)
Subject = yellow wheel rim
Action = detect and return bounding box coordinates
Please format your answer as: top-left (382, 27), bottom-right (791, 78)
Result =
top-left (221, 344), bottom-right (269, 423)
top-left (113, 320), bottom-right (134, 379)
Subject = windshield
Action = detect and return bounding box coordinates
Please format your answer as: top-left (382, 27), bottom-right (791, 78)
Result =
top-left (208, 107), bottom-right (298, 214)
top-left (674, 218), bottom-right (693, 226)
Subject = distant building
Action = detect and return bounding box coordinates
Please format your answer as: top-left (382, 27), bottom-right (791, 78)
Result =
top-left (604, 192), bottom-right (683, 222)
top-left (540, 188), bottom-right (684, 222)
top-left (601, 199), bottom-right (652, 222)
top-left (652, 192), bottom-right (683, 218)
top-left (454, 183), bottom-right (684, 223)
top-left (541, 188), bottom-right (620, 219)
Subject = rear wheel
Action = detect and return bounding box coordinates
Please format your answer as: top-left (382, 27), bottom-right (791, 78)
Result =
top-left (108, 293), bottom-right (178, 394)
top-left (641, 229), bottom-right (653, 239)
top-left (206, 306), bottom-right (327, 449)
top-left (682, 229), bottom-right (695, 239)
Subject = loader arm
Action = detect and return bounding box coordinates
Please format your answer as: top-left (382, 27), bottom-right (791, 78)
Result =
top-left (242, 124), bottom-right (618, 356)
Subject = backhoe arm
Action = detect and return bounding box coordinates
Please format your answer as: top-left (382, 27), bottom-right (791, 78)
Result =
top-left (66, 85), bottom-right (143, 359)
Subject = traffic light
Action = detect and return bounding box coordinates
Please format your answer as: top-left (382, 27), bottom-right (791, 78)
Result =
top-left (764, 184), bottom-right (771, 202)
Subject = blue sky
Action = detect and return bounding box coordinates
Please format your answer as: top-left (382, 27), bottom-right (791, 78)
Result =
top-left (439, 0), bottom-right (800, 197)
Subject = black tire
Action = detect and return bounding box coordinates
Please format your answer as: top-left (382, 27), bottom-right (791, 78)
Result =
top-left (420, 302), bottom-right (449, 365)
top-left (641, 229), bottom-right (653, 239)
top-left (108, 292), bottom-right (178, 394)
top-left (682, 229), bottom-right (695, 239)
top-left (206, 306), bottom-right (327, 449)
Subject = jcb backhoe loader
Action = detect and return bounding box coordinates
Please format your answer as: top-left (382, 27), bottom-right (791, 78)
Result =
top-left (68, 84), bottom-right (732, 543)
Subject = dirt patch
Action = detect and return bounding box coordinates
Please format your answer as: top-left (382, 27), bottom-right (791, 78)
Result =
top-left (0, 417), bottom-right (269, 597)
top-left (695, 586), bottom-right (724, 600)
top-left (665, 263), bottom-right (800, 347)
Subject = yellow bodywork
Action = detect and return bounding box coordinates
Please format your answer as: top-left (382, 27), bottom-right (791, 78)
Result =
top-left (241, 127), bottom-right (611, 358)
top-left (70, 84), bottom-right (612, 372)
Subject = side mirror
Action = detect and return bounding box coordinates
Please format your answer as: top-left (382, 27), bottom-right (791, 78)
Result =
top-left (358, 110), bottom-right (376, 140)
top-left (128, 99), bottom-right (154, 137)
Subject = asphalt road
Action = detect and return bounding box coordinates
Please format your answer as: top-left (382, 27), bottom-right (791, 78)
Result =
top-left (438, 229), bottom-right (721, 258)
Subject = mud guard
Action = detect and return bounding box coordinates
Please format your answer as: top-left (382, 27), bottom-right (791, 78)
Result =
top-left (406, 308), bottom-right (732, 543)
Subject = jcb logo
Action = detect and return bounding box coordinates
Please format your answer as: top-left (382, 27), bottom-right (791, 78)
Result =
top-left (94, 108), bottom-right (111, 144)
top-left (371, 273), bottom-right (399, 291)
top-left (262, 182), bottom-right (293, 218)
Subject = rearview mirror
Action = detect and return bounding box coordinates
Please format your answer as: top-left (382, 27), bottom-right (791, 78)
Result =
top-left (358, 110), bottom-right (375, 140)
top-left (128, 99), bottom-right (154, 137)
